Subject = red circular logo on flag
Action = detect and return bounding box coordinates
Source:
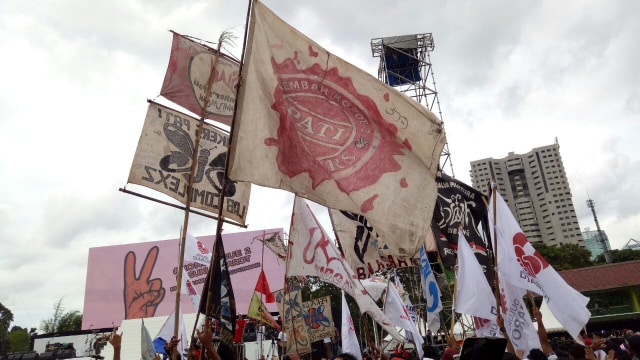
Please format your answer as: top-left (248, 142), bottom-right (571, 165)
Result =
top-left (513, 232), bottom-right (549, 277)
top-left (268, 58), bottom-right (404, 194)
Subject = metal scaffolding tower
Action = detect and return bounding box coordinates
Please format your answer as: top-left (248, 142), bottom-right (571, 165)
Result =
top-left (371, 33), bottom-right (454, 176)
top-left (371, 34), bottom-right (473, 337)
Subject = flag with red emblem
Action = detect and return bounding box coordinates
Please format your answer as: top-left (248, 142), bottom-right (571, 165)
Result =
top-left (228, 1), bottom-right (446, 256)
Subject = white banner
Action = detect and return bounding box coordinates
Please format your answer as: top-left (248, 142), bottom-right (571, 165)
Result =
top-left (288, 197), bottom-right (401, 340)
top-left (128, 101), bottom-right (250, 225)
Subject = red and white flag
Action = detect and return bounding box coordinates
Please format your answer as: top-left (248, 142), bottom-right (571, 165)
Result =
top-left (497, 276), bottom-right (541, 354)
top-left (454, 232), bottom-right (497, 322)
top-left (489, 190), bottom-right (590, 340)
top-left (341, 291), bottom-right (362, 360)
top-left (383, 282), bottom-right (423, 359)
top-left (160, 32), bottom-right (239, 126)
top-left (254, 269), bottom-right (275, 303)
top-left (288, 197), bottom-right (401, 340)
top-left (229, 1), bottom-right (446, 257)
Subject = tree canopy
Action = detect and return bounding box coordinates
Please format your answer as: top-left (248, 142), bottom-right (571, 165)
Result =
top-left (532, 242), bottom-right (593, 271)
top-left (594, 248), bottom-right (640, 264)
top-left (40, 298), bottom-right (82, 334)
top-left (0, 302), bottom-right (14, 357)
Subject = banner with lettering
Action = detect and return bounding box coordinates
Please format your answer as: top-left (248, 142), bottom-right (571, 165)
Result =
top-left (330, 209), bottom-right (418, 279)
top-left (128, 101), bottom-right (250, 225)
top-left (302, 296), bottom-right (334, 342)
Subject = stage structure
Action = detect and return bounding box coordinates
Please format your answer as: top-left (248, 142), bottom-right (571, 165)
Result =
top-left (371, 33), bottom-right (453, 176)
top-left (371, 34), bottom-right (474, 337)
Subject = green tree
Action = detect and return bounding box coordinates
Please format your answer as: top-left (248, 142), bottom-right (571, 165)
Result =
top-left (532, 242), bottom-right (593, 270)
top-left (7, 326), bottom-right (30, 352)
top-left (0, 302), bottom-right (14, 357)
top-left (40, 298), bottom-right (82, 333)
top-left (594, 249), bottom-right (640, 264)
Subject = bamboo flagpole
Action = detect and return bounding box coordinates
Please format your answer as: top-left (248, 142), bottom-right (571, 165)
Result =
top-left (173, 30), bottom-right (238, 360)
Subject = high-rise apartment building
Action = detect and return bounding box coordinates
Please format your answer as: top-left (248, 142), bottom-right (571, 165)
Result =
top-left (469, 142), bottom-right (584, 246)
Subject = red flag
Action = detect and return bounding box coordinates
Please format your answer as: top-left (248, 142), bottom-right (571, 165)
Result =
top-left (254, 270), bottom-right (275, 303)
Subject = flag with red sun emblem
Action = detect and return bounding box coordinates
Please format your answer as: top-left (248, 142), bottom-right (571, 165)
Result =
top-left (229, 2), bottom-right (446, 256)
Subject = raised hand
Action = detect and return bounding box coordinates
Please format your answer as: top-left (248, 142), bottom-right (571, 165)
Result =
top-left (123, 246), bottom-right (166, 319)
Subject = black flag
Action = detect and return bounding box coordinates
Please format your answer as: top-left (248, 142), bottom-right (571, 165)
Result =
top-left (432, 172), bottom-right (493, 283)
top-left (199, 233), bottom-right (236, 346)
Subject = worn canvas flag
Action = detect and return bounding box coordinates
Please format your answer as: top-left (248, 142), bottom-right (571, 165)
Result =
top-left (341, 291), bottom-right (363, 360)
top-left (288, 197), bottom-right (401, 340)
top-left (418, 245), bottom-right (442, 333)
top-left (247, 292), bottom-right (280, 330)
top-left (141, 319), bottom-right (156, 360)
top-left (128, 101), bottom-right (250, 225)
top-left (229, 1), bottom-right (446, 255)
top-left (454, 232), bottom-right (497, 322)
top-left (433, 173), bottom-right (492, 280)
top-left (273, 287), bottom-right (311, 355)
top-left (160, 31), bottom-right (239, 126)
top-left (383, 282), bottom-right (424, 359)
top-left (489, 190), bottom-right (590, 341)
top-left (330, 209), bottom-right (419, 279)
top-left (199, 234), bottom-right (236, 346)
top-left (302, 296), bottom-right (334, 342)
top-left (254, 230), bottom-right (288, 261)
top-left (254, 269), bottom-right (275, 303)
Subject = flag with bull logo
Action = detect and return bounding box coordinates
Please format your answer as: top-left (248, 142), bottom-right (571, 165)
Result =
top-left (160, 31), bottom-right (239, 126)
top-left (228, 1), bottom-right (446, 257)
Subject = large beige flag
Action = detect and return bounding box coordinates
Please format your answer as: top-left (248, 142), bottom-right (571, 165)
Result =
top-left (229, 1), bottom-right (446, 253)
top-left (128, 101), bottom-right (250, 225)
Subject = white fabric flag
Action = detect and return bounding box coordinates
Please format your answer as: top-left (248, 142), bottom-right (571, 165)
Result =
top-left (141, 319), bottom-right (156, 360)
top-left (489, 190), bottom-right (590, 340)
top-left (454, 232), bottom-right (497, 321)
top-left (288, 196), bottom-right (401, 340)
top-left (180, 232), bottom-right (209, 310)
top-left (419, 244), bottom-right (442, 333)
top-left (153, 307), bottom-right (188, 357)
top-left (341, 291), bottom-right (363, 360)
top-left (498, 276), bottom-right (541, 354)
top-left (383, 282), bottom-right (424, 359)
top-left (229, 1), bottom-right (446, 260)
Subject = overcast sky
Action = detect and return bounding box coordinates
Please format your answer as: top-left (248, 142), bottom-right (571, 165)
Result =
top-left (1, 0), bottom-right (638, 331)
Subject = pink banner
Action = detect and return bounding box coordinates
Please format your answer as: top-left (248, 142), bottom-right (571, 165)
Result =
top-left (82, 228), bottom-right (285, 329)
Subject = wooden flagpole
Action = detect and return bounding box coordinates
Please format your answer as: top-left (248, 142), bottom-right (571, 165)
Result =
top-left (188, 3), bottom-right (254, 359)
top-left (489, 182), bottom-right (502, 321)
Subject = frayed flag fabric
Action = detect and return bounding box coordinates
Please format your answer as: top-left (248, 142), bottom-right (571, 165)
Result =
top-left (229, 1), bottom-right (446, 259)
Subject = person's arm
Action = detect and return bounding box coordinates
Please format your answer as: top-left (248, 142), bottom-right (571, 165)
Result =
top-left (196, 319), bottom-right (221, 360)
top-left (108, 328), bottom-right (122, 360)
top-left (533, 307), bottom-right (555, 356)
top-left (368, 339), bottom-right (389, 360)
top-left (497, 314), bottom-right (516, 355)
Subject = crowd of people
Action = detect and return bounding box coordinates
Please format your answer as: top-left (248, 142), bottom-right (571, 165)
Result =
top-left (106, 310), bottom-right (639, 360)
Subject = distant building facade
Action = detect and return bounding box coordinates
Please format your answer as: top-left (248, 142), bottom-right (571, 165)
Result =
top-left (469, 141), bottom-right (584, 246)
top-left (582, 228), bottom-right (612, 260)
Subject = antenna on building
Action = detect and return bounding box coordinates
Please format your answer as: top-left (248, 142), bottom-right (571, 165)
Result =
top-left (586, 198), bottom-right (612, 263)
top-left (370, 33), bottom-right (454, 177)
